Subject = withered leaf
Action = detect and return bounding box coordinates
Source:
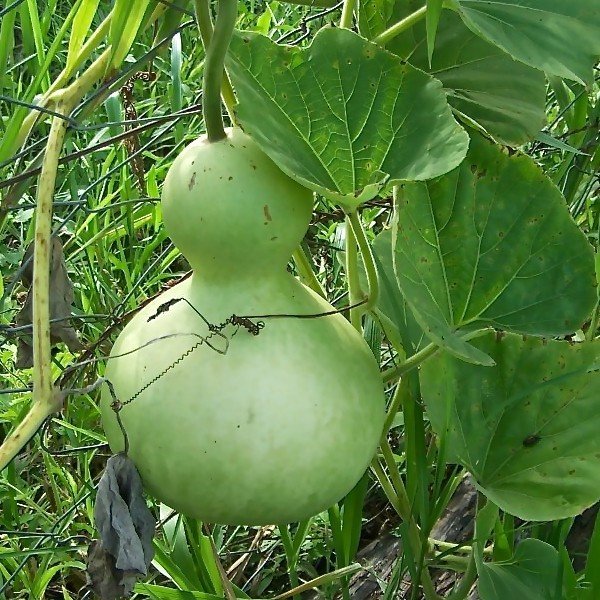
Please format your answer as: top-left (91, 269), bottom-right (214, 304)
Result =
top-left (86, 541), bottom-right (139, 600)
top-left (86, 453), bottom-right (156, 599)
top-left (15, 238), bottom-right (83, 368)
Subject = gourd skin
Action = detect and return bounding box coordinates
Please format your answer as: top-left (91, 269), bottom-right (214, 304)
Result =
top-left (100, 128), bottom-right (385, 525)
top-left (161, 126), bottom-right (312, 276)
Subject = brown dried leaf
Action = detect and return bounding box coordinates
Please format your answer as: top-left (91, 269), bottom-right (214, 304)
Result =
top-left (15, 238), bottom-right (83, 368)
top-left (86, 541), bottom-right (138, 600)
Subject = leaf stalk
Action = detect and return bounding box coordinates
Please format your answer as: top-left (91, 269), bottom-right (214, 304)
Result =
top-left (347, 210), bottom-right (379, 312)
top-left (374, 6), bottom-right (427, 46)
top-left (345, 217), bottom-right (363, 330)
top-left (339, 0), bottom-right (356, 29)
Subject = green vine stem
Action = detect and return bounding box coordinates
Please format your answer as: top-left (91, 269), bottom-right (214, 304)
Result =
top-left (0, 49), bottom-right (114, 471)
top-left (446, 541), bottom-right (476, 598)
top-left (381, 379), bottom-right (404, 437)
top-left (370, 456), bottom-right (440, 599)
top-left (202, 0), bottom-right (237, 142)
top-left (345, 217), bottom-right (363, 330)
top-left (381, 329), bottom-right (490, 384)
top-left (372, 381), bottom-right (441, 599)
top-left (0, 108), bottom-right (68, 471)
top-left (373, 5), bottom-right (427, 46)
top-left (347, 210), bottom-right (379, 312)
top-left (194, 0), bottom-right (237, 123)
top-left (382, 341), bottom-right (439, 383)
top-left (428, 537), bottom-right (493, 562)
top-left (340, 0), bottom-right (357, 29)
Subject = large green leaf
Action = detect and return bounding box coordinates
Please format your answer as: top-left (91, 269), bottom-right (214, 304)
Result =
top-left (226, 27), bottom-right (468, 209)
top-left (477, 539), bottom-right (562, 600)
top-left (455, 0), bottom-right (600, 84)
top-left (370, 229), bottom-right (428, 355)
top-left (387, 7), bottom-right (546, 146)
top-left (392, 133), bottom-right (597, 362)
top-left (420, 332), bottom-right (600, 520)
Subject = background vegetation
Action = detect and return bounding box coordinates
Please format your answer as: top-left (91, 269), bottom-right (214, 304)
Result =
top-left (0, 1), bottom-right (598, 598)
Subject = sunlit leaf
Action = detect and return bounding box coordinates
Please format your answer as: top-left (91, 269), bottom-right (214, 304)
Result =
top-left (109, 0), bottom-right (152, 72)
top-left (227, 27), bottom-right (468, 209)
top-left (66, 0), bottom-right (100, 75)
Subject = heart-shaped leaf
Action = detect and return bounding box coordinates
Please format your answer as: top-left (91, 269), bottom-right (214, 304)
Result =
top-left (477, 539), bottom-right (562, 600)
top-left (412, 12), bottom-right (544, 145)
top-left (226, 27), bottom-right (469, 209)
top-left (455, 0), bottom-right (600, 84)
top-left (369, 229), bottom-right (430, 355)
top-left (386, 6), bottom-right (546, 145)
top-left (420, 332), bottom-right (600, 520)
top-left (392, 132), bottom-right (597, 363)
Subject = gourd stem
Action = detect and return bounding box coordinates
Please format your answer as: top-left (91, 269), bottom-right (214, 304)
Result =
top-left (373, 5), bottom-right (427, 46)
top-left (345, 217), bottom-right (363, 330)
top-left (202, 0), bottom-right (237, 142)
top-left (347, 210), bottom-right (379, 312)
top-left (339, 0), bottom-right (356, 29)
top-left (194, 0), bottom-right (237, 123)
top-left (195, 0), bottom-right (214, 46)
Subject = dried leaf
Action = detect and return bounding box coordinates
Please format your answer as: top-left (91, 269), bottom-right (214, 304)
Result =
top-left (86, 454), bottom-right (156, 599)
top-left (86, 540), bottom-right (138, 600)
top-left (15, 238), bottom-right (83, 368)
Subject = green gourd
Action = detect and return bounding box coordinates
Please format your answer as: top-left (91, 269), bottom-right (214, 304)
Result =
top-left (100, 128), bottom-right (385, 525)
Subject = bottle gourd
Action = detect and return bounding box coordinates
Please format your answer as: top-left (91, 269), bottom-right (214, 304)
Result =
top-left (100, 128), bottom-right (385, 525)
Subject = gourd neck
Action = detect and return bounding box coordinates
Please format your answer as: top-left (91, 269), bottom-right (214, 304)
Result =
top-left (189, 267), bottom-right (290, 289)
